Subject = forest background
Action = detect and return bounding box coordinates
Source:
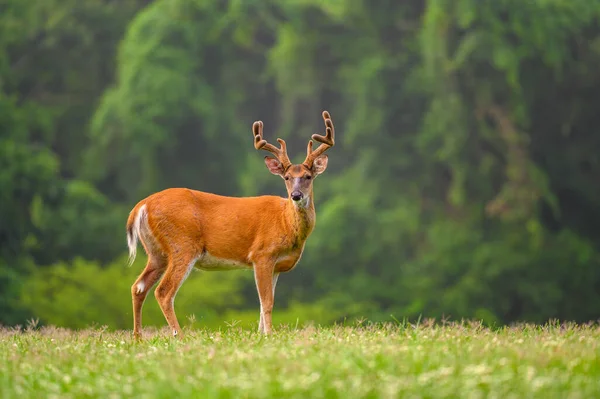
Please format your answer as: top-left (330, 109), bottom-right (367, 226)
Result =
top-left (2, 0), bottom-right (600, 330)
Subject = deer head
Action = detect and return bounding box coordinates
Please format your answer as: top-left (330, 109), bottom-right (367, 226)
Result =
top-left (253, 111), bottom-right (335, 208)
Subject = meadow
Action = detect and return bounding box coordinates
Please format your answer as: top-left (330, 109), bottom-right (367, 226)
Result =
top-left (1, 321), bottom-right (599, 398)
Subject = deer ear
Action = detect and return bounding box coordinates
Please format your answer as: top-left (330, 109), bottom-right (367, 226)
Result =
top-left (312, 154), bottom-right (328, 176)
top-left (264, 156), bottom-right (285, 176)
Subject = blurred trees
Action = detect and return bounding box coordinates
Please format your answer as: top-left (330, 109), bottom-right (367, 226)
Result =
top-left (0, 0), bottom-right (148, 324)
top-left (1, 0), bottom-right (600, 328)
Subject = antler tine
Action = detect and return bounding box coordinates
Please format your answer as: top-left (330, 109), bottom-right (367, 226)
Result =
top-left (252, 120), bottom-right (292, 170)
top-left (304, 110), bottom-right (335, 167)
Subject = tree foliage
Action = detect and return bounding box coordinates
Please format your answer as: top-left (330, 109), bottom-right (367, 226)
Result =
top-left (0, 0), bottom-right (148, 324)
top-left (2, 0), bottom-right (600, 328)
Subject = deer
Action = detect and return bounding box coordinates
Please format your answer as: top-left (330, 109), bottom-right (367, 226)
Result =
top-left (126, 111), bottom-right (335, 338)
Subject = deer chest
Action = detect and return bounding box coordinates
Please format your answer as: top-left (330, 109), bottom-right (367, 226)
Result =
top-left (274, 249), bottom-right (304, 273)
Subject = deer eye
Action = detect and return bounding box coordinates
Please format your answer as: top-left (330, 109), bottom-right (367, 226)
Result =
top-left (284, 176), bottom-right (290, 181)
top-left (305, 175), bottom-right (312, 180)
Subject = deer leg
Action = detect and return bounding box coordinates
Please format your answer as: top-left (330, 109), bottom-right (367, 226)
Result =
top-left (258, 272), bottom-right (279, 333)
top-left (131, 257), bottom-right (166, 340)
top-left (255, 265), bottom-right (277, 334)
top-left (154, 254), bottom-right (197, 338)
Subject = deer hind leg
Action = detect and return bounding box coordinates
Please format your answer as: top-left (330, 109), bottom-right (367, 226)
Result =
top-left (131, 256), bottom-right (166, 340)
top-left (154, 253), bottom-right (198, 338)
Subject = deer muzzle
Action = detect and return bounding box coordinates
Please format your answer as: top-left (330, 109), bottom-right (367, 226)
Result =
top-left (290, 191), bottom-right (303, 202)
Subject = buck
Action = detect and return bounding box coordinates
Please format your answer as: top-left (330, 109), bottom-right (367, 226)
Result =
top-left (126, 111), bottom-right (335, 338)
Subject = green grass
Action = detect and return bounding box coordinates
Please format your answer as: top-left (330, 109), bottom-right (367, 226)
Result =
top-left (1, 321), bottom-right (599, 398)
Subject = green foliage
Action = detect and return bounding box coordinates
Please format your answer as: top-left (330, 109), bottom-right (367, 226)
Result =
top-left (0, 259), bottom-right (31, 325)
top-left (29, 181), bottom-right (125, 264)
top-left (0, 0), bottom-right (149, 325)
top-left (2, 0), bottom-right (600, 329)
top-left (89, 0), bottom-right (273, 202)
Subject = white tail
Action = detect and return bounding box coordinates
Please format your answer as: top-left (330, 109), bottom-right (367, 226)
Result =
top-left (126, 204), bottom-right (147, 267)
top-left (126, 111), bottom-right (336, 339)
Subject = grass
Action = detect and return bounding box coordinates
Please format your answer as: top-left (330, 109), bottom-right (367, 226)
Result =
top-left (1, 320), bottom-right (599, 398)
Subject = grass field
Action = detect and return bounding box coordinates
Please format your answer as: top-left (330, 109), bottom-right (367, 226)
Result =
top-left (1, 321), bottom-right (599, 398)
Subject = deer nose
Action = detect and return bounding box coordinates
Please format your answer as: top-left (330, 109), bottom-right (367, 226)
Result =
top-left (291, 191), bottom-right (303, 201)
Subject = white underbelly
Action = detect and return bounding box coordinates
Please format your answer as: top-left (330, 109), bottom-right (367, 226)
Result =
top-left (195, 252), bottom-right (251, 271)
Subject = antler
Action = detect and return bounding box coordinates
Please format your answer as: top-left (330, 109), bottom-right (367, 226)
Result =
top-left (252, 120), bottom-right (292, 170)
top-left (303, 110), bottom-right (335, 168)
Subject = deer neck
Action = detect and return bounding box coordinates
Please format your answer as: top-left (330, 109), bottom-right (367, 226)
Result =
top-left (284, 193), bottom-right (316, 245)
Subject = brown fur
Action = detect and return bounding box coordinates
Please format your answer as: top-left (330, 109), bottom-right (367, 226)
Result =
top-left (127, 111), bottom-right (335, 338)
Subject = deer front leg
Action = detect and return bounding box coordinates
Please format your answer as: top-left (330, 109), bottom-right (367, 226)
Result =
top-left (258, 272), bottom-right (279, 333)
top-left (254, 263), bottom-right (277, 334)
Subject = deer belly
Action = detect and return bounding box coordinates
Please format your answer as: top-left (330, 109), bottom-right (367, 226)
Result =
top-left (275, 254), bottom-right (301, 273)
top-left (195, 252), bottom-right (251, 271)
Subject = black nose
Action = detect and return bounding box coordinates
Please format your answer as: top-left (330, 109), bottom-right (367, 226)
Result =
top-left (291, 191), bottom-right (303, 201)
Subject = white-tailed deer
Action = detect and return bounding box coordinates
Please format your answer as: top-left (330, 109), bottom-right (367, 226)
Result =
top-left (126, 111), bottom-right (335, 338)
